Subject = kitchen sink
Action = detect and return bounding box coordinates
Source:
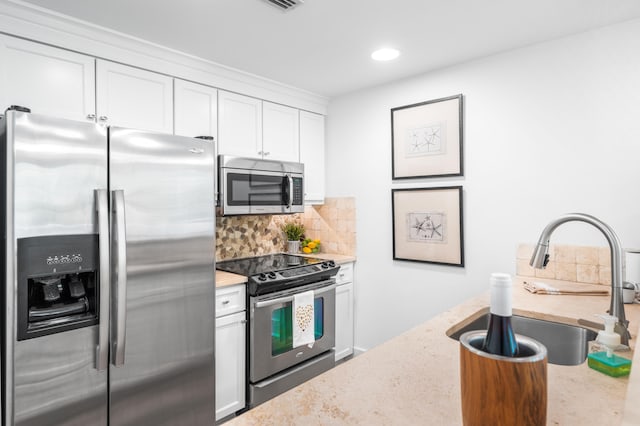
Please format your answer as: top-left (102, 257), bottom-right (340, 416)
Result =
top-left (447, 311), bottom-right (598, 366)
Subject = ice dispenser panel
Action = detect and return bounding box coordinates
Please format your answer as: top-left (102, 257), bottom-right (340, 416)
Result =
top-left (17, 235), bottom-right (99, 340)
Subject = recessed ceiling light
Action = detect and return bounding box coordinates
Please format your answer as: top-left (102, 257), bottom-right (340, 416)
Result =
top-left (371, 48), bottom-right (400, 61)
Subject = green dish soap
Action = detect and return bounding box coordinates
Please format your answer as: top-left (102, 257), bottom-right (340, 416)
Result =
top-left (588, 350), bottom-right (631, 377)
top-left (587, 314), bottom-right (631, 377)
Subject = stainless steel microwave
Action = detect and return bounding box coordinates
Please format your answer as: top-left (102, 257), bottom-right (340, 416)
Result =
top-left (218, 155), bottom-right (304, 216)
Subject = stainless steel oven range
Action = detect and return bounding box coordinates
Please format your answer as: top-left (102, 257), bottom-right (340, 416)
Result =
top-left (216, 254), bottom-right (339, 408)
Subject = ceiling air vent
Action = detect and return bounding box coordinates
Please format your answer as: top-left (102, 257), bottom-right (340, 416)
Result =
top-left (263, 0), bottom-right (304, 11)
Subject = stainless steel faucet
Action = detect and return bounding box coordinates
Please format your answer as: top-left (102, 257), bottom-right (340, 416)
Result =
top-left (529, 213), bottom-right (631, 346)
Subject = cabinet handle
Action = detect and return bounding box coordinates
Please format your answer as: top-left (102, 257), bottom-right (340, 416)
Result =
top-left (263, 151), bottom-right (270, 156)
top-left (222, 300), bottom-right (230, 305)
top-left (98, 116), bottom-right (108, 122)
top-left (257, 150), bottom-right (263, 155)
top-left (86, 113), bottom-right (96, 121)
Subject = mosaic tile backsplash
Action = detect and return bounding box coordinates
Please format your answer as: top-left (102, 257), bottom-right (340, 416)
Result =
top-left (516, 243), bottom-right (612, 285)
top-left (215, 214), bottom-right (292, 260)
top-left (216, 197), bottom-right (356, 261)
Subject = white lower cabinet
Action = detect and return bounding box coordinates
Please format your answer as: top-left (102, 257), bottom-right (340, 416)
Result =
top-left (335, 262), bottom-right (355, 362)
top-left (215, 285), bottom-right (246, 421)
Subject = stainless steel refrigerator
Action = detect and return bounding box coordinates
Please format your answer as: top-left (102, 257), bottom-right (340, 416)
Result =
top-left (0, 109), bottom-right (216, 426)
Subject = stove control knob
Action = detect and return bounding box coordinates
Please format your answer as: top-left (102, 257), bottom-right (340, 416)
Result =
top-left (328, 260), bottom-right (336, 267)
top-left (258, 273), bottom-right (267, 281)
top-left (268, 272), bottom-right (277, 280)
top-left (321, 262), bottom-right (329, 269)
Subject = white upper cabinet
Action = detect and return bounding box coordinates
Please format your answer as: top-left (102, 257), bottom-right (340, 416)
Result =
top-left (96, 60), bottom-right (173, 133)
top-left (262, 101), bottom-right (299, 162)
top-left (299, 111), bottom-right (325, 204)
top-left (218, 90), bottom-right (262, 158)
top-left (0, 34), bottom-right (95, 122)
top-left (174, 79), bottom-right (218, 139)
top-left (218, 92), bottom-right (301, 162)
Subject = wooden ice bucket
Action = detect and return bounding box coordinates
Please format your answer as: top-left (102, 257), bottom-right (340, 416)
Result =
top-left (459, 330), bottom-right (548, 426)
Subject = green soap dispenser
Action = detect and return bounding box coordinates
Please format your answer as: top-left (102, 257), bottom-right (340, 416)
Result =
top-left (587, 314), bottom-right (632, 377)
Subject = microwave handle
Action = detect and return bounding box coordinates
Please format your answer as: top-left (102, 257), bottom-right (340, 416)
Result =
top-left (287, 174), bottom-right (293, 208)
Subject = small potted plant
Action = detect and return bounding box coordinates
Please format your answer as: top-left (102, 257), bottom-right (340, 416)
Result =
top-left (281, 220), bottom-right (305, 253)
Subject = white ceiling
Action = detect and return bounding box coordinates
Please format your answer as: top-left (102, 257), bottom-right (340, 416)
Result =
top-left (17, 0), bottom-right (640, 98)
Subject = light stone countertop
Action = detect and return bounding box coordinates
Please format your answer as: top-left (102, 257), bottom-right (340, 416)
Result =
top-left (227, 277), bottom-right (640, 425)
top-left (300, 253), bottom-right (357, 264)
top-left (215, 270), bottom-right (247, 288)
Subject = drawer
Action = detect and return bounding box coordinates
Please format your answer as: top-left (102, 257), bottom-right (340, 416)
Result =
top-left (335, 262), bottom-right (354, 285)
top-left (216, 284), bottom-right (246, 317)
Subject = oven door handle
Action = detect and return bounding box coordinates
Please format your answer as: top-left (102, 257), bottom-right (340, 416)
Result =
top-left (254, 283), bottom-right (337, 308)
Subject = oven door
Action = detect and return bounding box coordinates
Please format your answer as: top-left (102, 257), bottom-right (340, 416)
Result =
top-left (220, 167), bottom-right (304, 215)
top-left (249, 280), bottom-right (336, 383)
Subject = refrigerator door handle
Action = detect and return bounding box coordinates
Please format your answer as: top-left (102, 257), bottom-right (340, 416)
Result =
top-left (111, 189), bottom-right (128, 366)
top-left (95, 189), bottom-right (110, 371)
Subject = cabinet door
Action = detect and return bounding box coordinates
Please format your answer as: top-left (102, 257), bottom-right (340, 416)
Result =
top-left (215, 311), bottom-right (246, 420)
top-left (262, 101), bottom-right (299, 162)
top-left (96, 60), bottom-right (173, 133)
top-left (0, 34), bottom-right (95, 122)
top-left (218, 90), bottom-right (262, 158)
top-left (299, 111), bottom-right (325, 204)
top-left (335, 281), bottom-right (354, 362)
top-left (174, 79), bottom-right (217, 139)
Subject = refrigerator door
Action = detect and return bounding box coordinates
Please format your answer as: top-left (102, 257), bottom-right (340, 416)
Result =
top-left (5, 111), bottom-right (108, 426)
top-left (108, 128), bottom-right (215, 425)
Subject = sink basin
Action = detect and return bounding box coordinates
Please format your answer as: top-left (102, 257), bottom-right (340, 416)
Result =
top-left (447, 311), bottom-right (598, 366)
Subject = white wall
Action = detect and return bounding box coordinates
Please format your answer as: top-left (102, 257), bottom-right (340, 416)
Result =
top-left (326, 19), bottom-right (640, 351)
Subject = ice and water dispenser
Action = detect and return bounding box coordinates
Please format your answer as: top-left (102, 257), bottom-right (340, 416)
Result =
top-left (17, 234), bottom-right (99, 340)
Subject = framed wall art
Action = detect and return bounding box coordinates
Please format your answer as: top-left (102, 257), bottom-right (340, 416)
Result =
top-left (391, 186), bottom-right (464, 266)
top-left (391, 94), bottom-right (463, 179)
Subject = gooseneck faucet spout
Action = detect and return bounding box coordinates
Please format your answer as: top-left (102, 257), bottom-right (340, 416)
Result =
top-left (529, 213), bottom-right (630, 346)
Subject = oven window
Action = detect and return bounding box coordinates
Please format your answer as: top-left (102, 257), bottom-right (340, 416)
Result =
top-left (271, 297), bottom-right (324, 356)
top-left (227, 173), bottom-right (286, 206)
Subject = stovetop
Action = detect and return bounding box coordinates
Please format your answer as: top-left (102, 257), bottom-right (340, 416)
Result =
top-left (216, 253), bottom-right (321, 275)
top-left (216, 253), bottom-right (339, 296)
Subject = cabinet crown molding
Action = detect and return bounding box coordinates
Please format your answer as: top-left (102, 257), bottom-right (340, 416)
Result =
top-left (0, 0), bottom-right (328, 114)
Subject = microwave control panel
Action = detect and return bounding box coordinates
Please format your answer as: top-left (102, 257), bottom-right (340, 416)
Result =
top-left (292, 177), bottom-right (303, 205)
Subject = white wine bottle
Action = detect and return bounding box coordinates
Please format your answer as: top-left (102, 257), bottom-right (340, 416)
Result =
top-left (482, 273), bottom-right (519, 357)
